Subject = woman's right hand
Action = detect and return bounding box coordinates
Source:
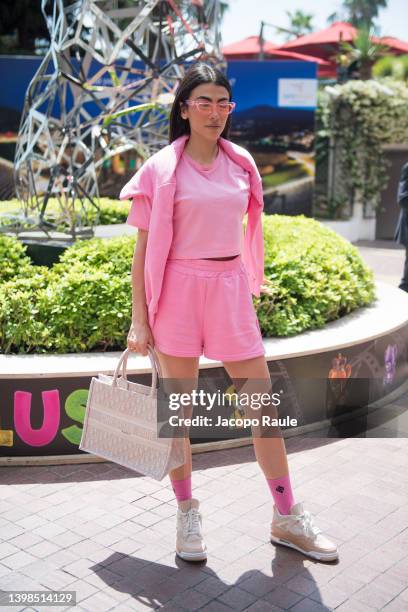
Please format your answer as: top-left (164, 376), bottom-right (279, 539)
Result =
top-left (127, 320), bottom-right (154, 355)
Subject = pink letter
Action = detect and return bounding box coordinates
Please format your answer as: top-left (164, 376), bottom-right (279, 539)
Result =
top-left (14, 390), bottom-right (60, 447)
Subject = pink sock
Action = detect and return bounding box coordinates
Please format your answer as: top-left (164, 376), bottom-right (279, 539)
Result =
top-left (266, 474), bottom-right (295, 515)
top-left (170, 476), bottom-right (192, 502)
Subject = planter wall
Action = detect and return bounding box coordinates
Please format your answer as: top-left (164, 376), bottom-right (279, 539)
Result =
top-left (1, 282), bottom-right (407, 462)
top-left (320, 202), bottom-right (376, 242)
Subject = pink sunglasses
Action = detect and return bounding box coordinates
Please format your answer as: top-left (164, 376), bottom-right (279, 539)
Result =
top-left (184, 99), bottom-right (236, 115)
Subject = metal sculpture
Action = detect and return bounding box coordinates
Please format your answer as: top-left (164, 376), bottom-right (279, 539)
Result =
top-left (10, 0), bottom-right (225, 239)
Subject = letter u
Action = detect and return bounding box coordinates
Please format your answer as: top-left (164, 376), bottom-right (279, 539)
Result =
top-left (14, 390), bottom-right (60, 447)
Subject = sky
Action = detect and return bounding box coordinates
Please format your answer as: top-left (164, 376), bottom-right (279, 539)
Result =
top-left (220, 0), bottom-right (408, 46)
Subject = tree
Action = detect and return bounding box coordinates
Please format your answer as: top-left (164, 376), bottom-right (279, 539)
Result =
top-left (335, 26), bottom-right (390, 79)
top-left (328, 0), bottom-right (388, 30)
top-left (277, 10), bottom-right (314, 41)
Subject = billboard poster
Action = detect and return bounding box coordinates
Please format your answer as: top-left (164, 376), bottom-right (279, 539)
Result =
top-left (0, 56), bottom-right (317, 214)
top-left (226, 60), bottom-right (318, 216)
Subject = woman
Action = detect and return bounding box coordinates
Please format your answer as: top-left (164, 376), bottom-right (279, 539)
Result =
top-left (120, 62), bottom-right (338, 563)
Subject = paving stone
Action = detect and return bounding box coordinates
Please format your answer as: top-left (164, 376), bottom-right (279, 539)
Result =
top-left (262, 585), bottom-right (304, 609)
top-left (31, 522), bottom-right (67, 540)
top-left (244, 602), bottom-right (284, 612)
top-left (38, 568), bottom-right (78, 590)
top-left (0, 523), bottom-right (26, 540)
top-left (335, 597), bottom-right (379, 611)
top-left (352, 581), bottom-right (405, 609)
top-left (289, 597), bottom-right (333, 612)
top-left (0, 571), bottom-right (43, 591)
top-left (0, 541), bottom-right (22, 559)
top-left (284, 574), bottom-right (317, 596)
top-left (83, 566), bottom-right (124, 589)
top-left (0, 437), bottom-right (407, 612)
top-left (78, 589), bottom-right (121, 612)
top-left (108, 576), bottom-right (146, 597)
top-left (62, 558), bottom-right (97, 579)
top-left (26, 541), bottom-right (61, 559)
top-left (309, 583), bottom-right (349, 608)
top-left (40, 549), bottom-right (78, 568)
top-left (166, 586), bottom-right (214, 610)
top-left (235, 571), bottom-right (280, 597)
top-left (196, 601), bottom-right (234, 611)
top-left (194, 575), bottom-right (231, 598)
top-left (217, 585), bottom-right (258, 610)
top-left (2, 551), bottom-right (39, 571)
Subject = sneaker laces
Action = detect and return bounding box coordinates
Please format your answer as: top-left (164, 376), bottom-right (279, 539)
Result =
top-left (295, 510), bottom-right (322, 537)
top-left (182, 508), bottom-right (201, 539)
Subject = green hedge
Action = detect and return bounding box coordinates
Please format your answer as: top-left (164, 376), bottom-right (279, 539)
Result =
top-left (260, 216), bottom-right (376, 336)
top-left (0, 234), bottom-right (35, 282)
top-left (0, 197), bottom-right (129, 228)
top-left (0, 215), bottom-right (376, 354)
top-left (51, 235), bottom-right (136, 277)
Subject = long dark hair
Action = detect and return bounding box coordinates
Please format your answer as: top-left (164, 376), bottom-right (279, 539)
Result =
top-left (168, 62), bottom-right (233, 144)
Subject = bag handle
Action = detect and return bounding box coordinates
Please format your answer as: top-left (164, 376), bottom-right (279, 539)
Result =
top-left (122, 344), bottom-right (164, 382)
top-left (112, 344), bottom-right (163, 396)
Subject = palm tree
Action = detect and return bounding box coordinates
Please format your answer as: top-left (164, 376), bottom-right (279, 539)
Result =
top-left (335, 26), bottom-right (390, 79)
top-left (277, 10), bottom-right (314, 41)
top-left (328, 0), bottom-right (388, 30)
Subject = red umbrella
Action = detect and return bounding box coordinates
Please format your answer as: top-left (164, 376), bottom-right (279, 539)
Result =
top-left (274, 21), bottom-right (408, 77)
top-left (378, 36), bottom-right (408, 54)
top-left (222, 36), bottom-right (331, 65)
top-left (222, 36), bottom-right (266, 56)
top-left (277, 21), bottom-right (408, 61)
top-left (278, 21), bottom-right (358, 60)
top-left (263, 45), bottom-right (332, 66)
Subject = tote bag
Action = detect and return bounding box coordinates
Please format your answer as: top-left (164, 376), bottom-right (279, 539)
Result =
top-left (79, 345), bottom-right (187, 481)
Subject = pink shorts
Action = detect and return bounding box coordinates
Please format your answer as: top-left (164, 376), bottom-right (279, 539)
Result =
top-left (152, 255), bottom-right (265, 361)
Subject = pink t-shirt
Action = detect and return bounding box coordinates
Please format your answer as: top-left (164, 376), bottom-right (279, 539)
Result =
top-left (126, 147), bottom-right (251, 258)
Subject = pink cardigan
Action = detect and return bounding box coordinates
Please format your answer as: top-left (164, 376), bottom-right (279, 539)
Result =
top-left (119, 134), bottom-right (265, 330)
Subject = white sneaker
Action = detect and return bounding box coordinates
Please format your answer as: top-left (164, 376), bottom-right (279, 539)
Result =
top-left (175, 498), bottom-right (207, 562)
top-left (270, 502), bottom-right (339, 562)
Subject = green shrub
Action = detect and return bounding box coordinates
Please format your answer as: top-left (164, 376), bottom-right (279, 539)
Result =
top-left (0, 235), bottom-right (35, 282)
top-left (0, 216), bottom-right (377, 353)
top-left (0, 197), bottom-right (129, 229)
top-left (95, 198), bottom-right (129, 225)
top-left (38, 264), bottom-right (132, 353)
top-left (0, 270), bottom-right (51, 353)
top-left (50, 235), bottom-right (136, 278)
top-left (0, 260), bottom-right (133, 354)
top-left (257, 215), bottom-right (376, 336)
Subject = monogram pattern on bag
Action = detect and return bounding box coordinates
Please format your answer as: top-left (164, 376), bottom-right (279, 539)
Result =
top-left (79, 375), bottom-right (185, 481)
top-left (82, 423), bottom-right (168, 480)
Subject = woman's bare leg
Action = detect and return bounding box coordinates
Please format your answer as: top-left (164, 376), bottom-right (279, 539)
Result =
top-left (154, 348), bottom-right (208, 562)
top-left (154, 348), bottom-right (200, 481)
top-left (222, 355), bottom-right (290, 479)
